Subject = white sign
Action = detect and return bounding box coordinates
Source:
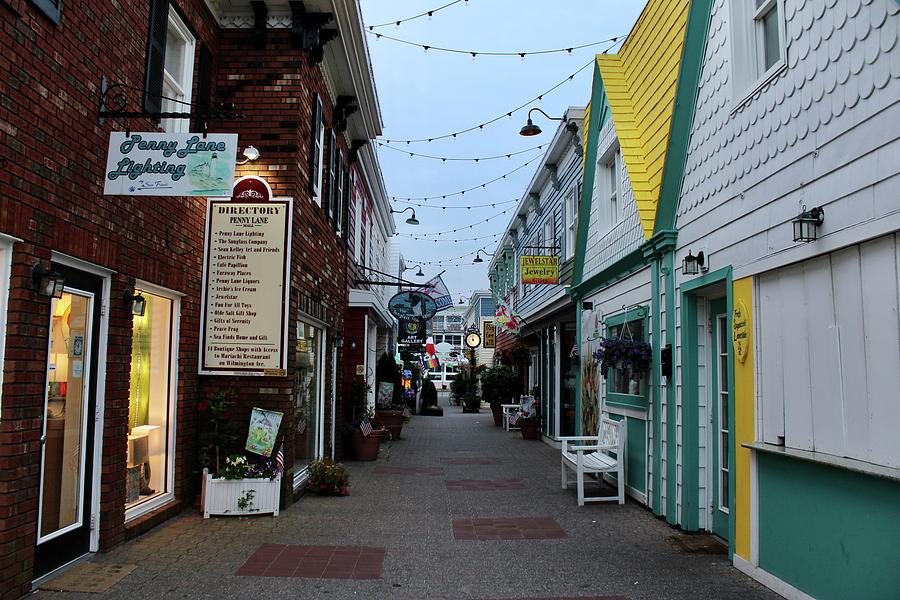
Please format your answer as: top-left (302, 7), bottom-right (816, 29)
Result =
top-left (104, 132), bottom-right (238, 196)
top-left (199, 193), bottom-right (292, 376)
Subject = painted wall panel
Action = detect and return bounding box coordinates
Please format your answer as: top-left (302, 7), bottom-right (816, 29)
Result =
top-left (758, 270), bottom-right (786, 445)
top-left (757, 452), bottom-right (900, 600)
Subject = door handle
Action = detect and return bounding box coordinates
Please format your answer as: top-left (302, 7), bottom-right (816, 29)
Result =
top-left (41, 433), bottom-right (47, 445)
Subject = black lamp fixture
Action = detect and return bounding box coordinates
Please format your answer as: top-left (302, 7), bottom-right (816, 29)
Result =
top-left (472, 249), bottom-right (495, 264)
top-left (792, 206), bottom-right (825, 243)
top-left (458, 295), bottom-right (469, 305)
top-left (391, 206), bottom-right (419, 226)
top-left (236, 145), bottom-right (260, 165)
top-left (124, 289), bottom-right (147, 316)
top-left (682, 250), bottom-right (705, 276)
top-left (403, 264), bottom-right (425, 277)
top-left (519, 107), bottom-right (566, 137)
top-left (32, 264), bottom-right (65, 298)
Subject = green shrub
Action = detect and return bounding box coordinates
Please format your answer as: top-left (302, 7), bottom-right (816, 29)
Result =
top-left (479, 365), bottom-right (521, 407)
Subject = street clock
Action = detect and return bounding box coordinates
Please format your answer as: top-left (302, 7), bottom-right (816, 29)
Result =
top-left (465, 331), bottom-right (482, 349)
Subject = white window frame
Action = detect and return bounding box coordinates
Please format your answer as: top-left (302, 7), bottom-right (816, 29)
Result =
top-left (125, 282), bottom-right (182, 523)
top-left (335, 150), bottom-right (344, 234)
top-left (161, 9), bottom-right (195, 134)
top-left (564, 187), bottom-right (577, 260)
top-left (729, 0), bottom-right (787, 109)
top-left (312, 97), bottom-right (325, 206)
top-left (292, 317), bottom-right (327, 490)
top-left (607, 151), bottom-right (620, 227)
top-left (0, 234), bottom-right (17, 420)
top-left (353, 190), bottom-right (362, 263)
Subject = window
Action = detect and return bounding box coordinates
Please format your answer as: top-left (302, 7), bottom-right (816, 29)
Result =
top-left (334, 150), bottom-right (345, 233)
top-left (604, 308), bottom-right (649, 411)
top-left (353, 191), bottom-right (362, 262)
top-left (310, 95), bottom-right (325, 204)
top-left (160, 9), bottom-right (195, 134)
top-left (30, 0), bottom-right (61, 23)
top-left (0, 237), bottom-right (13, 418)
top-left (294, 321), bottom-right (324, 482)
top-left (730, 0), bottom-right (785, 99)
top-left (326, 130), bottom-right (336, 218)
top-left (126, 288), bottom-right (177, 515)
top-left (565, 187), bottom-right (577, 259)
top-left (607, 151), bottom-right (620, 226)
top-left (543, 217), bottom-right (555, 254)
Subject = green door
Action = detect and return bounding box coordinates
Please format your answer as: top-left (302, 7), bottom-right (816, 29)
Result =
top-left (710, 298), bottom-right (730, 539)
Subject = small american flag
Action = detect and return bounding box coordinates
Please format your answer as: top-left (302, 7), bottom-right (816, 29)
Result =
top-left (360, 417), bottom-right (373, 437)
top-left (275, 444), bottom-right (284, 473)
top-left (402, 406), bottom-right (410, 418)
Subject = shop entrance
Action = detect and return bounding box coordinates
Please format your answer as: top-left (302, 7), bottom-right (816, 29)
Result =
top-left (35, 266), bottom-right (103, 578)
top-left (709, 297), bottom-right (730, 539)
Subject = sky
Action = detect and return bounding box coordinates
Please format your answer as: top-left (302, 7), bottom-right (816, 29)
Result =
top-left (358, 0), bottom-right (648, 301)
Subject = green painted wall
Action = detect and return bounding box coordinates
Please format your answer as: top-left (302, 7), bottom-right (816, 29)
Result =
top-left (607, 414), bottom-right (648, 495)
top-left (758, 452), bottom-right (900, 600)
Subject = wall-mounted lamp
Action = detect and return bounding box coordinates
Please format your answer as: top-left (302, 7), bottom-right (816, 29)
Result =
top-left (519, 107), bottom-right (566, 137)
top-left (682, 250), bottom-right (705, 276)
top-left (458, 296), bottom-right (469, 305)
top-left (124, 290), bottom-right (147, 316)
top-left (334, 332), bottom-right (344, 348)
top-left (236, 146), bottom-right (260, 165)
top-left (472, 250), bottom-right (495, 264)
top-left (792, 206), bottom-right (824, 243)
top-left (404, 264), bottom-right (425, 277)
top-left (350, 339), bottom-right (357, 350)
top-left (391, 206), bottom-right (419, 226)
top-left (32, 264), bottom-right (65, 298)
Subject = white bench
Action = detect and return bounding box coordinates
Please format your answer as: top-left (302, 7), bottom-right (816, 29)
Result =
top-left (560, 417), bottom-right (626, 506)
top-left (501, 403), bottom-right (520, 431)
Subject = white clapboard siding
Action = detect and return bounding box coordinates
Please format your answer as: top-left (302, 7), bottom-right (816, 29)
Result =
top-left (758, 234), bottom-right (900, 468)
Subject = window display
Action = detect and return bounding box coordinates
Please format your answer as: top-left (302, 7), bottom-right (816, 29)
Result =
top-left (126, 290), bottom-right (174, 510)
top-left (607, 319), bottom-right (646, 397)
top-left (294, 322), bottom-right (323, 474)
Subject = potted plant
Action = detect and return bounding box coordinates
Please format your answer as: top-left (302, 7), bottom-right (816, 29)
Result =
top-left (198, 390), bottom-right (239, 476)
top-left (375, 353), bottom-right (405, 440)
top-left (343, 377), bottom-right (385, 460)
top-left (479, 365), bottom-right (520, 426)
top-left (592, 337), bottom-right (652, 378)
top-left (201, 453), bottom-right (281, 518)
top-left (449, 375), bottom-right (466, 406)
top-left (307, 458), bottom-right (349, 496)
top-left (515, 397), bottom-right (541, 440)
top-left (419, 377), bottom-right (443, 416)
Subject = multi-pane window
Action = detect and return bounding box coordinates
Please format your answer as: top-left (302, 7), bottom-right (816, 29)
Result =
top-left (311, 96), bottom-right (325, 205)
top-left (334, 151), bottom-right (344, 233)
top-left (160, 10), bottom-right (195, 134)
top-left (755, 0), bottom-right (781, 72)
top-left (730, 0), bottom-right (785, 98)
top-left (564, 187), bottom-right (577, 259)
top-left (607, 151), bottom-right (620, 226)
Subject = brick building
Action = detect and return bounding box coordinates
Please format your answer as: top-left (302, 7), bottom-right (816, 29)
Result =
top-left (0, 0), bottom-right (384, 595)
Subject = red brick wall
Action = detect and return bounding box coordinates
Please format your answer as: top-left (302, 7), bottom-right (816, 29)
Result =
top-left (0, 2), bottom-right (352, 596)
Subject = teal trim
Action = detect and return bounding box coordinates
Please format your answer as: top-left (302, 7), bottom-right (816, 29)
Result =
top-left (758, 452), bottom-right (900, 600)
top-left (680, 266), bottom-right (733, 293)
top-left (606, 393), bottom-right (647, 411)
top-left (606, 414), bottom-right (648, 496)
top-left (664, 251), bottom-right (676, 524)
top-left (572, 63), bottom-right (611, 287)
top-left (653, 0), bottom-right (714, 234)
top-left (650, 258), bottom-right (662, 515)
top-left (709, 297), bottom-right (728, 539)
top-left (571, 248), bottom-right (645, 297)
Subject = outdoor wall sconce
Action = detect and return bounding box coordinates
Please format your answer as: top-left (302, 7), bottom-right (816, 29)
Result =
top-left (391, 206), bottom-right (419, 226)
top-left (682, 250), bottom-right (705, 276)
top-left (793, 206), bottom-right (825, 243)
top-left (236, 146), bottom-right (260, 165)
top-left (519, 107), bottom-right (566, 137)
top-left (334, 332), bottom-right (344, 348)
top-left (472, 250), bottom-right (495, 264)
top-left (32, 265), bottom-right (65, 298)
top-left (124, 290), bottom-right (147, 316)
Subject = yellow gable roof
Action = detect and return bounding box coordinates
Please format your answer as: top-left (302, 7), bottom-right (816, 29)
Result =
top-left (596, 0), bottom-right (690, 238)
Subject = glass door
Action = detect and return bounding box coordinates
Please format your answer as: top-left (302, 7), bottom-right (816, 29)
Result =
top-left (35, 266), bottom-right (102, 578)
top-left (710, 298), bottom-right (730, 540)
top-left (294, 321), bottom-right (323, 485)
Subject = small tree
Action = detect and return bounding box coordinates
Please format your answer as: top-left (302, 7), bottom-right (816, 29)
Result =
top-left (479, 365), bottom-right (521, 408)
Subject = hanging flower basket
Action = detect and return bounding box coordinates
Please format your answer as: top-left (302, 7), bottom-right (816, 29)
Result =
top-left (592, 337), bottom-right (652, 378)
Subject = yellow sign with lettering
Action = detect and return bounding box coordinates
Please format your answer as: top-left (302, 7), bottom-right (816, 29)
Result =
top-left (732, 299), bottom-right (750, 363)
top-left (520, 255), bottom-right (559, 285)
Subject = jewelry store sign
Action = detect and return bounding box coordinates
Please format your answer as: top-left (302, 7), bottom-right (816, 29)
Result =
top-left (520, 255), bottom-right (559, 285)
top-left (103, 132), bottom-right (238, 196)
top-left (200, 177), bottom-right (292, 376)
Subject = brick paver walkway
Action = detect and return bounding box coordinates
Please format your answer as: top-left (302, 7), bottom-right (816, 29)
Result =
top-left (34, 401), bottom-right (782, 599)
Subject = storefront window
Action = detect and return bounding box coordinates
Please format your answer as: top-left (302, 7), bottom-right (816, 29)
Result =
top-left (560, 323), bottom-right (578, 437)
top-left (294, 321), bottom-right (323, 476)
top-left (126, 290), bottom-right (174, 511)
top-left (607, 318), bottom-right (646, 398)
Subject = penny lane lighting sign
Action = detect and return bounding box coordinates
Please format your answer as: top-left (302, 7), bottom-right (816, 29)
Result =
top-left (200, 176), bottom-right (292, 376)
top-left (103, 132), bottom-right (238, 196)
top-left (520, 255), bottom-right (560, 285)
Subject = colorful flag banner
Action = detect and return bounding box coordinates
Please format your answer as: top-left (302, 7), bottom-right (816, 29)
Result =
top-left (275, 444), bottom-right (285, 473)
top-left (495, 300), bottom-right (521, 333)
top-left (415, 274), bottom-right (453, 312)
top-left (360, 417), bottom-right (373, 437)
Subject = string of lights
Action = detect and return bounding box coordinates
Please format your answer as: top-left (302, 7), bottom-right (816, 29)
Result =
top-left (368, 0), bottom-right (467, 29)
top-left (407, 207), bottom-right (514, 237)
top-left (396, 198), bottom-right (518, 210)
top-left (399, 232), bottom-right (502, 243)
top-left (368, 31), bottom-right (623, 58)
top-left (380, 59), bottom-right (596, 144)
top-left (390, 155), bottom-right (542, 202)
top-left (377, 141), bottom-right (543, 162)
top-left (418, 244), bottom-right (495, 266)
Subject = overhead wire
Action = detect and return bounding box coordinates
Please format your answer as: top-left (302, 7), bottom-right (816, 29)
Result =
top-left (405, 207), bottom-right (514, 237)
top-left (389, 155), bottom-right (542, 202)
top-left (377, 141), bottom-right (543, 162)
top-left (368, 0), bottom-right (467, 29)
top-left (367, 31), bottom-right (623, 58)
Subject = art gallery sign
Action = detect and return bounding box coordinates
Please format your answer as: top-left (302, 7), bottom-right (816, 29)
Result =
top-left (199, 177), bottom-right (292, 376)
top-left (103, 132), bottom-right (238, 196)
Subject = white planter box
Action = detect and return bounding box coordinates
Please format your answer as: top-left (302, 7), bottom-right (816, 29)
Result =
top-left (201, 468), bottom-right (281, 518)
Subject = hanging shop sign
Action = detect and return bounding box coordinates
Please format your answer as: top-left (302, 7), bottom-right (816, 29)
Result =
top-left (199, 182), bottom-right (292, 376)
top-left (415, 274), bottom-right (453, 312)
top-left (520, 255), bottom-right (559, 285)
top-left (732, 299), bottom-right (751, 364)
top-left (103, 132), bottom-right (238, 196)
top-left (398, 318), bottom-right (427, 345)
top-left (483, 322), bottom-right (496, 348)
top-left (388, 291), bottom-right (438, 321)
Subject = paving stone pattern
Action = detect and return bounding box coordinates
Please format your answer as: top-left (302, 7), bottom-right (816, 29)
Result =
top-left (33, 401), bottom-right (783, 599)
top-left (446, 479), bottom-right (526, 492)
top-left (375, 466), bottom-right (445, 476)
top-left (452, 517), bottom-right (567, 540)
top-left (235, 544), bottom-right (385, 579)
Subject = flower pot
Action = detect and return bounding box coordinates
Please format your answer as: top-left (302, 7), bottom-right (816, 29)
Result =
top-left (351, 428), bottom-right (383, 461)
top-left (375, 410), bottom-right (404, 441)
top-left (520, 420), bottom-right (540, 440)
top-left (490, 404), bottom-right (503, 427)
top-left (200, 468), bottom-right (281, 518)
